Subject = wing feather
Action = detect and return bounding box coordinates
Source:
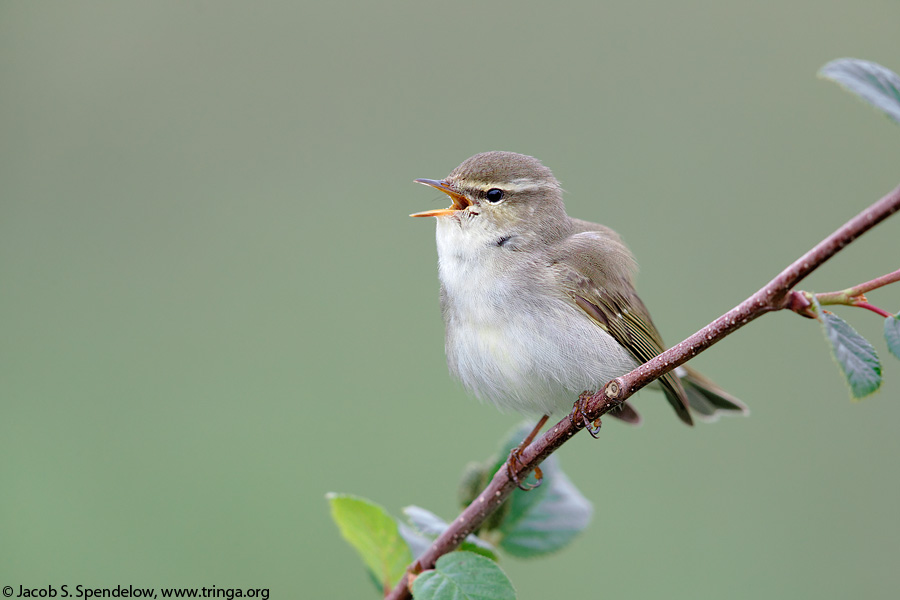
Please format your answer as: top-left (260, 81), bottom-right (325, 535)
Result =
top-left (551, 233), bottom-right (693, 425)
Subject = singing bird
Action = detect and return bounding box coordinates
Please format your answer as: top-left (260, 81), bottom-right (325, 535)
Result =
top-left (412, 152), bottom-right (746, 472)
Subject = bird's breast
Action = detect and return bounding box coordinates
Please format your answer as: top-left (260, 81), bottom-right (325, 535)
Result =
top-left (433, 222), bottom-right (637, 416)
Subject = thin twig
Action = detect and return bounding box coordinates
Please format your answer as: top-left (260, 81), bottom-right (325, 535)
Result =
top-left (851, 301), bottom-right (894, 318)
top-left (819, 267), bottom-right (900, 301)
top-left (797, 267), bottom-right (900, 319)
top-left (386, 182), bottom-right (900, 600)
top-left (785, 274), bottom-right (900, 319)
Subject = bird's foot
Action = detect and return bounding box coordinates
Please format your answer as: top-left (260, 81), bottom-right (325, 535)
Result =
top-left (506, 447), bottom-right (543, 491)
top-left (505, 415), bottom-right (548, 491)
top-left (570, 391), bottom-right (602, 438)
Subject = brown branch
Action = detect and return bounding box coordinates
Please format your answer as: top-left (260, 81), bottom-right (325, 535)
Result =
top-left (386, 182), bottom-right (900, 600)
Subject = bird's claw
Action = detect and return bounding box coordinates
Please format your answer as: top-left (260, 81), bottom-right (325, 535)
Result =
top-left (570, 392), bottom-right (602, 438)
top-left (506, 446), bottom-right (543, 491)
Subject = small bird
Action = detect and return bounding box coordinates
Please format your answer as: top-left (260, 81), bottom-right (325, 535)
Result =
top-left (412, 152), bottom-right (746, 465)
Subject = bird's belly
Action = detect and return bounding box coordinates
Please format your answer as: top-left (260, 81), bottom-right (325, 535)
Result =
top-left (445, 296), bottom-right (638, 417)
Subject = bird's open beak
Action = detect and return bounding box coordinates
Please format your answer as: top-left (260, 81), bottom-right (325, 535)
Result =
top-left (410, 179), bottom-right (471, 217)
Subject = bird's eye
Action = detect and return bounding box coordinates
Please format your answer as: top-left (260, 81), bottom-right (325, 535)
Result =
top-left (485, 188), bottom-right (504, 203)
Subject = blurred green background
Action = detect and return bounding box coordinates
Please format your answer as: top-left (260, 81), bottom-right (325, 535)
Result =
top-left (2, 1), bottom-right (899, 598)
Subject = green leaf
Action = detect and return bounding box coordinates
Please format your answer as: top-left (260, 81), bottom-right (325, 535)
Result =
top-left (814, 299), bottom-right (882, 399)
top-left (490, 424), bottom-right (593, 558)
top-left (885, 314), bottom-right (900, 360)
top-left (326, 493), bottom-right (412, 590)
top-left (402, 506), bottom-right (498, 559)
top-left (412, 551), bottom-right (516, 600)
top-left (499, 463), bottom-right (592, 557)
top-left (819, 58), bottom-right (900, 125)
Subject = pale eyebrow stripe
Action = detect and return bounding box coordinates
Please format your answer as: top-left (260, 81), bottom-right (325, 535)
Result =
top-left (464, 178), bottom-right (555, 193)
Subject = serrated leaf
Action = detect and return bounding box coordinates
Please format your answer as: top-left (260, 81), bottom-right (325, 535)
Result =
top-left (402, 506), bottom-right (497, 559)
top-left (412, 551), bottom-right (516, 600)
top-left (457, 540), bottom-right (497, 560)
top-left (819, 58), bottom-right (900, 125)
top-left (488, 424), bottom-right (593, 557)
top-left (815, 300), bottom-right (882, 399)
top-left (326, 493), bottom-right (411, 590)
top-left (885, 314), bottom-right (900, 360)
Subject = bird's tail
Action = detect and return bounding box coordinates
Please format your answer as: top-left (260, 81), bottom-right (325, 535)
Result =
top-left (676, 365), bottom-right (748, 422)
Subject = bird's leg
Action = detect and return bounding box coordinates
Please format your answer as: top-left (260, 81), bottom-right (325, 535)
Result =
top-left (570, 391), bottom-right (602, 438)
top-left (506, 415), bottom-right (548, 491)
